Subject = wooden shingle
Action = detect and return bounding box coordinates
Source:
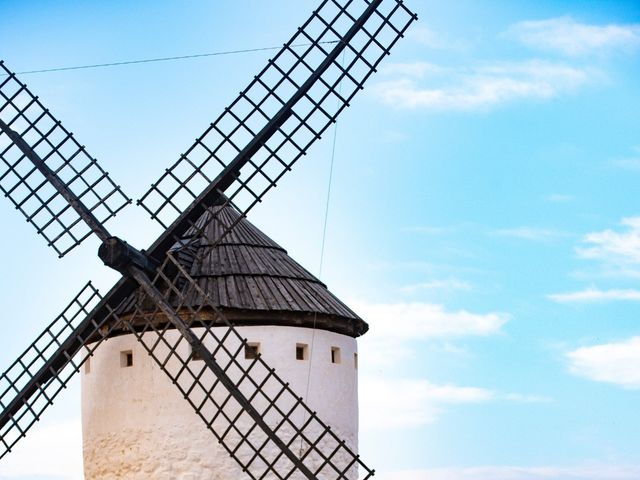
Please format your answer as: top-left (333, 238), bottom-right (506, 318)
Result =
top-left (159, 205), bottom-right (368, 337)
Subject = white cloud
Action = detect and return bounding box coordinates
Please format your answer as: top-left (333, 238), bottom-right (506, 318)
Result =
top-left (359, 377), bottom-right (493, 430)
top-left (351, 301), bottom-right (508, 339)
top-left (378, 465), bottom-right (640, 480)
top-left (567, 337), bottom-right (640, 389)
top-left (577, 217), bottom-right (640, 275)
top-left (354, 300), bottom-right (508, 368)
top-left (0, 418), bottom-right (83, 479)
top-left (549, 219), bottom-right (640, 304)
top-left (507, 17), bottom-right (640, 56)
top-left (372, 60), bottom-right (594, 111)
top-left (503, 393), bottom-right (553, 404)
top-left (549, 287), bottom-right (640, 303)
top-left (494, 226), bottom-right (566, 241)
top-left (399, 279), bottom-right (471, 294)
top-left (360, 376), bottom-right (548, 431)
top-left (609, 147), bottom-right (640, 171)
top-left (355, 301), bottom-right (544, 430)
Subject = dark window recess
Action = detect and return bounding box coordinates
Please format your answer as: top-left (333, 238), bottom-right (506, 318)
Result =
top-left (331, 347), bottom-right (341, 364)
top-left (191, 347), bottom-right (204, 361)
top-left (120, 350), bottom-right (133, 368)
top-left (296, 343), bottom-right (308, 361)
top-left (245, 343), bottom-right (260, 360)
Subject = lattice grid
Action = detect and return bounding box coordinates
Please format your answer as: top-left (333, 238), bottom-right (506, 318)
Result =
top-left (0, 0), bottom-right (418, 474)
top-left (123, 253), bottom-right (373, 480)
top-left (138, 0), bottom-right (417, 230)
top-left (0, 282), bottom-right (121, 458)
top-left (0, 61), bottom-right (131, 257)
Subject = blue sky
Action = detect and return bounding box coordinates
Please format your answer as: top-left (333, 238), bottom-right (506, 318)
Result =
top-left (1, 1), bottom-right (640, 479)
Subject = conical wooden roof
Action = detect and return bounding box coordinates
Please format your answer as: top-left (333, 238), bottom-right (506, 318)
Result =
top-left (168, 206), bottom-right (368, 337)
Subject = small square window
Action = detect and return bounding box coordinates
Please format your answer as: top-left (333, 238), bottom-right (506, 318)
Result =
top-left (244, 342), bottom-right (260, 360)
top-left (331, 347), bottom-right (341, 364)
top-left (120, 350), bottom-right (133, 368)
top-left (296, 343), bottom-right (308, 361)
top-left (191, 346), bottom-right (204, 362)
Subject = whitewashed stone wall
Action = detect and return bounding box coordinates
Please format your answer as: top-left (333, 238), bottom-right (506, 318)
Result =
top-left (81, 325), bottom-right (359, 480)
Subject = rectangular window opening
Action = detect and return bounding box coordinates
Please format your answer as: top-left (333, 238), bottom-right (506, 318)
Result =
top-left (331, 346), bottom-right (341, 364)
top-left (244, 342), bottom-right (260, 360)
top-left (120, 350), bottom-right (133, 368)
top-left (296, 343), bottom-right (308, 361)
top-left (84, 357), bottom-right (91, 374)
top-left (354, 352), bottom-right (358, 370)
top-left (191, 346), bottom-right (204, 362)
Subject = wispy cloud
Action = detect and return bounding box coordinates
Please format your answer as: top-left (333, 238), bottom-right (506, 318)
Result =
top-left (550, 219), bottom-right (640, 301)
top-left (610, 148), bottom-right (640, 171)
top-left (576, 217), bottom-right (640, 276)
top-left (355, 300), bottom-right (508, 369)
top-left (352, 300), bottom-right (508, 339)
top-left (503, 393), bottom-right (553, 404)
top-left (399, 279), bottom-right (471, 294)
top-left (355, 301), bottom-right (548, 430)
top-left (494, 226), bottom-right (566, 241)
top-left (506, 17), bottom-right (640, 56)
top-left (567, 337), bottom-right (640, 389)
top-left (360, 377), bottom-right (493, 430)
top-left (372, 60), bottom-right (595, 111)
top-left (360, 377), bottom-right (551, 431)
top-left (549, 287), bottom-right (640, 303)
top-left (378, 465), bottom-right (640, 480)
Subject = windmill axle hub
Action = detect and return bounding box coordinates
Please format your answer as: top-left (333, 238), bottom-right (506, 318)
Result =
top-left (98, 237), bottom-right (158, 275)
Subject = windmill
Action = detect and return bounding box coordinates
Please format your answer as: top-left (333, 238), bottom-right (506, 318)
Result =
top-left (0, 1), bottom-right (417, 478)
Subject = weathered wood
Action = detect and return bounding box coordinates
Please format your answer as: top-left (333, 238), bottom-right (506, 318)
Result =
top-left (119, 204), bottom-right (367, 337)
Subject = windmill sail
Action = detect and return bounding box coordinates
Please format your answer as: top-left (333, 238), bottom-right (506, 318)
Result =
top-left (0, 282), bottom-right (121, 458)
top-left (138, 0), bottom-right (417, 237)
top-left (0, 62), bottom-right (130, 257)
top-left (0, 0), bottom-right (417, 477)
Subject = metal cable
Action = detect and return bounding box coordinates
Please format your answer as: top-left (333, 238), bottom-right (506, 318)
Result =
top-left (298, 50), bottom-right (345, 458)
top-left (1, 41), bottom-right (338, 76)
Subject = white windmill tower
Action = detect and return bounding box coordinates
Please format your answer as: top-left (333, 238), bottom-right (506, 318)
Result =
top-left (81, 205), bottom-right (368, 478)
top-left (0, 1), bottom-right (416, 479)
